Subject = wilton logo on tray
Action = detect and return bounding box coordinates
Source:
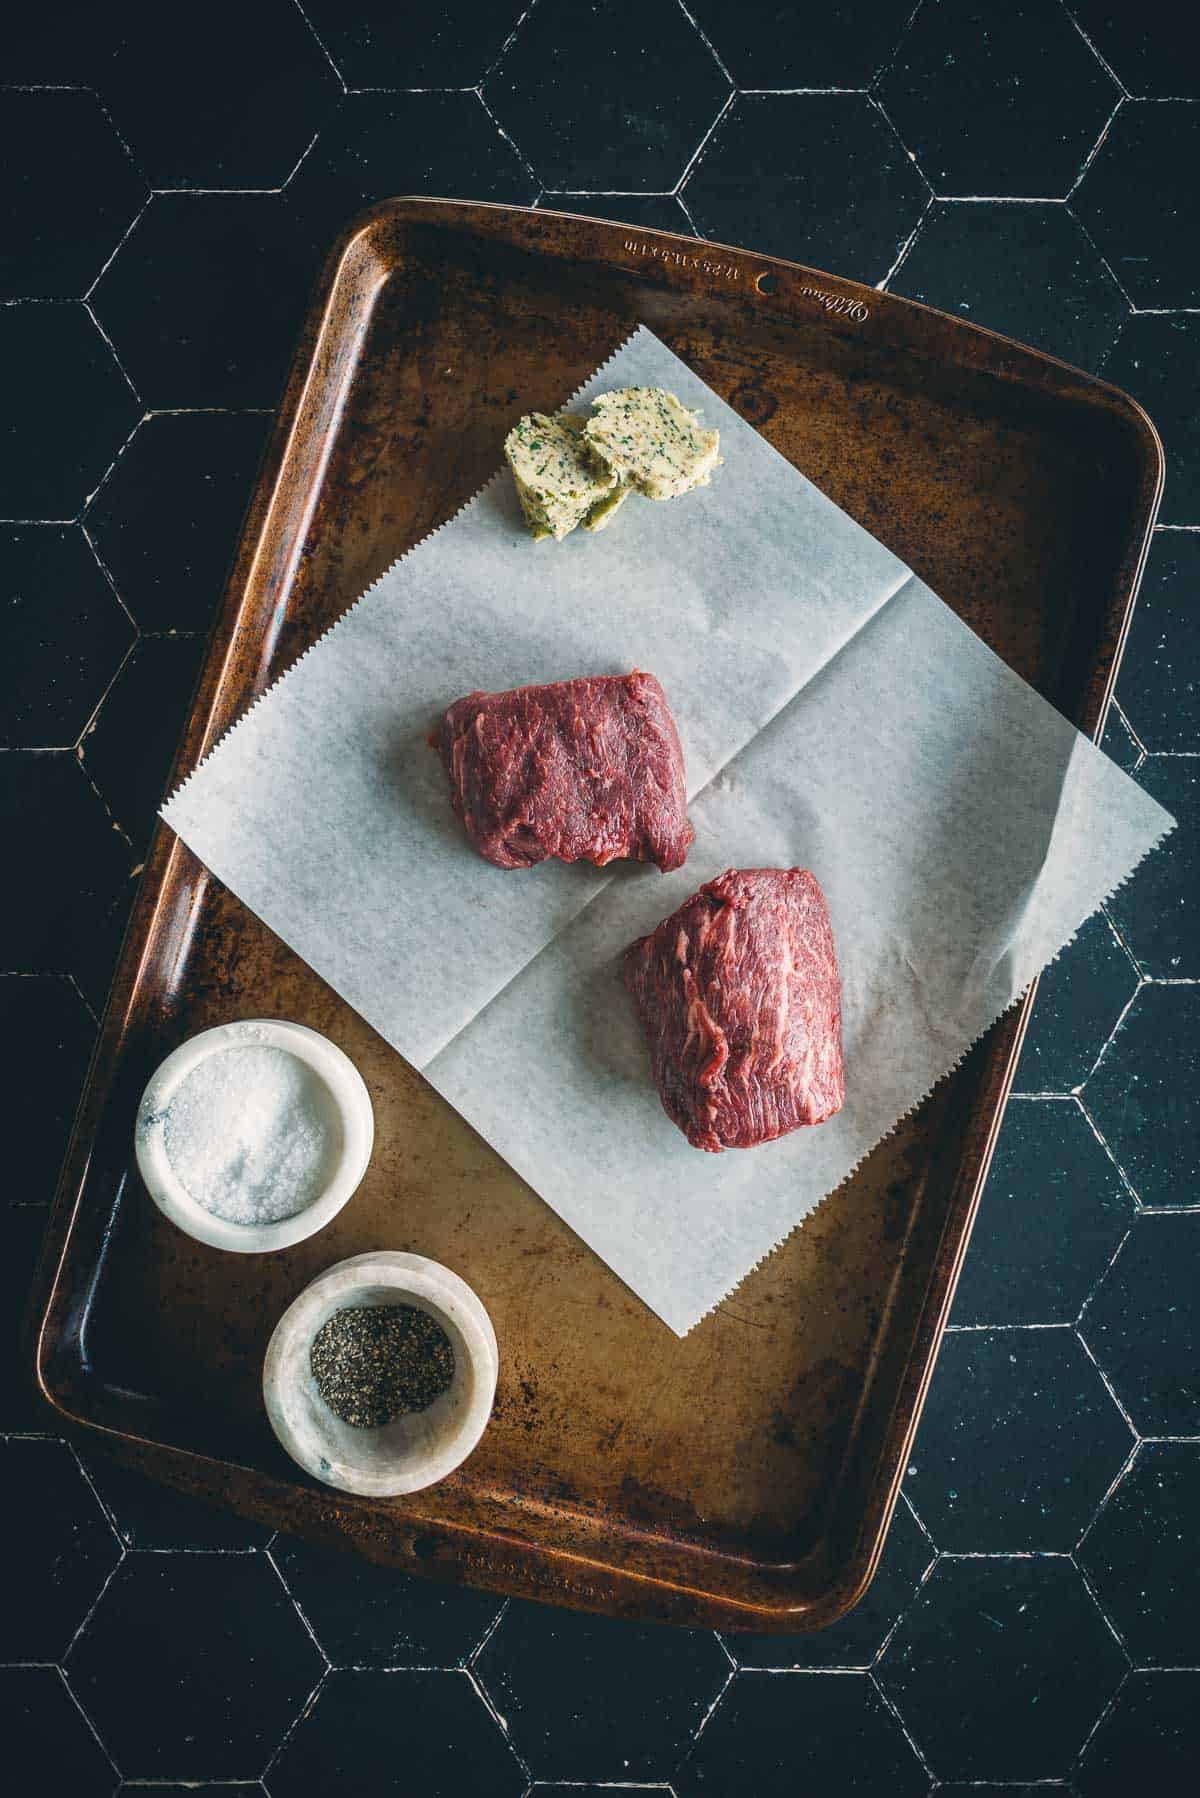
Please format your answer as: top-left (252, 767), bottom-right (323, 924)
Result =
top-left (624, 239), bottom-right (741, 280)
top-left (800, 285), bottom-right (870, 322)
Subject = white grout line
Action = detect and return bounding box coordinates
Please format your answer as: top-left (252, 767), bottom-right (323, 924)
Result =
top-left (289, 0), bottom-right (349, 90)
top-left (674, 0), bottom-right (735, 86)
top-left (1066, 94), bottom-right (1126, 201)
top-left (877, 193), bottom-right (934, 290)
top-left (1075, 1437), bottom-right (1142, 1553)
top-left (674, 88), bottom-right (737, 196)
top-left (1074, 1094), bottom-right (1143, 1208)
top-left (56, 1661), bottom-right (123, 1782)
top-left (1075, 1325), bottom-right (1141, 1441)
top-left (1060, 2), bottom-right (1131, 97)
top-left (465, 1662), bottom-right (533, 1782)
top-left (866, 91), bottom-right (934, 198)
top-left (473, 85), bottom-right (541, 188)
top-left (83, 194), bottom-right (153, 303)
top-left (482, 3), bottom-right (537, 85)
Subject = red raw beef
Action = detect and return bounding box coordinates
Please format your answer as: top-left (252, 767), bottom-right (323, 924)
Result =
top-left (624, 867), bottom-right (844, 1152)
top-left (438, 671), bottom-right (693, 872)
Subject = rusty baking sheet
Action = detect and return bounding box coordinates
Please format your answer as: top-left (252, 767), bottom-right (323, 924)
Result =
top-left (29, 200), bottom-right (1162, 1630)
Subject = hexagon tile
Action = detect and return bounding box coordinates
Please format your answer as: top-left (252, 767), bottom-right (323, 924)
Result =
top-left (284, 90), bottom-right (538, 261)
top-left (2, 973), bottom-right (96, 1207)
top-left (1101, 316), bottom-right (1200, 526)
top-left (888, 201), bottom-right (1127, 368)
top-left (904, 1326), bottom-right (1133, 1551)
top-left (66, 1554), bottom-right (325, 1780)
top-left (1078, 1214), bottom-right (1200, 1435)
top-left (676, 1669), bottom-right (927, 1797)
top-left (1079, 1441), bottom-right (1200, 1666)
top-left (266, 1668), bottom-right (525, 1798)
top-left (0, 88), bottom-right (147, 302)
top-left (877, 0), bottom-right (1118, 198)
top-left (80, 635), bottom-right (206, 853)
top-left (485, 0), bottom-right (731, 192)
top-left (877, 1556), bottom-right (1125, 1782)
top-left (0, 1438), bottom-right (121, 1664)
top-left (2, 303), bottom-right (140, 519)
top-left (1082, 989), bottom-right (1200, 1206)
top-left (686, 0), bottom-right (914, 88)
top-left (1, 1665), bottom-right (115, 1798)
top-left (1073, 102), bottom-right (1200, 309)
top-left (1014, 917), bottom-right (1139, 1096)
top-left (269, 1534), bottom-right (503, 1667)
top-left (951, 1098), bottom-right (1132, 1325)
top-left (1117, 531), bottom-right (1200, 751)
top-left (684, 94), bottom-right (927, 282)
top-left (85, 411), bottom-right (270, 635)
top-left (474, 1602), bottom-right (730, 1781)
top-left (1076, 1669), bottom-right (1200, 1796)
top-left (301, 0), bottom-right (521, 88)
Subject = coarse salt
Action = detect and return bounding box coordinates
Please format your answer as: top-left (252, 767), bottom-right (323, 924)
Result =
top-left (162, 1045), bottom-right (341, 1225)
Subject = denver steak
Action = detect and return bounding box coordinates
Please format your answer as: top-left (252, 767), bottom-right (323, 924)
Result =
top-left (624, 868), bottom-right (844, 1152)
top-left (438, 671), bottom-right (693, 871)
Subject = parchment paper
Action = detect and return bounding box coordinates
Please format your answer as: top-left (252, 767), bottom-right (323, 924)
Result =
top-left (164, 327), bottom-right (1172, 1334)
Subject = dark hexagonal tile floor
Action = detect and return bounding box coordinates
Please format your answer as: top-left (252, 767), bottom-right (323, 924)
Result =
top-left (889, 201), bottom-right (1127, 368)
top-left (66, 1554), bottom-right (325, 1780)
top-left (2, 974), bottom-right (95, 1207)
top-left (1, 1665), bottom-right (115, 1798)
top-left (1079, 1442), bottom-right (1200, 1666)
top-left (0, 1205), bottom-right (55, 1431)
top-left (0, 88), bottom-right (146, 302)
top-left (684, 94), bottom-right (926, 284)
top-left (1082, 987), bottom-right (1200, 1207)
top-left (86, 411), bottom-right (268, 635)
top-left (877, 1556), bottom-right (1124, 1781)
top-left (0, 524), bottom-right (133, 747)
top-left (1104, 758), bottom-right (1197, 977)
top-left (952, 1099), bottom-right (1132, 1325)
top-left (80, 635), bottom-right (206, 851)
top-left (0, 1), bottom-right (112, 86)
top-left (0, 751), bottom-right (131, 980)
top-left (725, 1497), bottom-right (933, 1669)
top-left (1014, 916), bottom-right (1139, 1095)
top-left (878, 0), bottom-right (1117, 198)
top-left (1, 303), bottom-right (140, 519)
top-left (1117, 532), bottom-right (1200, 752)
top-left (91, 194), bottom-right (313, 411)
top-left (485, 0), bottom-right (730, 192)
top-left (270, 1535), bottom-right (502, 1668)
top-left (265, 1669), bottom-right (524, 1798)
top-left (537, 193), bottom-right (694, 234)
top-left (0, 1438), bottom-right (120, 1663)
top-left (1069, 2), bottom-right (1200, 98)
top-left (82, 1454), bottom-right (273, 1552)
top-left (905, 1326), bottom-right (1132, 1551)
top-left (1101, 316), bottom-right (1200, 527)
top-left (475, 1602), bottom-right (729, 1781)
top-left (284, 90), bottom-right (537, 264)
top-left (99, 0), bottom-right (339, 190)
top-left (676, 1669), bottom-right (926, 1798)
top-left (1076, 1669), bottom-right (1200, 1796)
top-left (686, 0), bottom-right (913, 88)
top-left (1073, 102), bottom-right (1200, 310)
top-left (1079, 1213), bottom-right (1200, 1436)
top-left (302, 0), bottom-right (521, 88)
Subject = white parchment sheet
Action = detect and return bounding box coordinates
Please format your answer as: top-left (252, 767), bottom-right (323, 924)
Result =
top-left (164, 327), bottom-right (1172, 1334)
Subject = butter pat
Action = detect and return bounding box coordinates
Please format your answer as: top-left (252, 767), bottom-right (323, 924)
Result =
top-left (583, 387), bottom-right (721, 501)
top-left (504, 413), bottom-right (620, 542)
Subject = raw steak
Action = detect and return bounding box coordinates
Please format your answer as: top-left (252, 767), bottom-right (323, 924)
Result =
top-left (438, 672), bottom-right (693, 872)
top-left (624, 868), bottom-right (844, 1152)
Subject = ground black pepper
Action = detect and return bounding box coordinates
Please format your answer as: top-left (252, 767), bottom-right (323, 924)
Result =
top-left (309, 1304), bottom-right (455, 1429)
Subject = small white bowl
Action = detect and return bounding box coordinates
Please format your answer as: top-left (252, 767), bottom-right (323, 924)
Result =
top-left (135, 1018), bottom-right (374, 1253)
top-left (263, 1251), bottom-right (498, 1496)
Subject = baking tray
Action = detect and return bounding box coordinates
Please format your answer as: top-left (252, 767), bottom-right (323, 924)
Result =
top-left (29, 200), bottom-right (1162, 1630)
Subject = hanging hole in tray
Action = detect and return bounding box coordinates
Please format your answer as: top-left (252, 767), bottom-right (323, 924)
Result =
top-left (756, 271), bottom-right (777, 295)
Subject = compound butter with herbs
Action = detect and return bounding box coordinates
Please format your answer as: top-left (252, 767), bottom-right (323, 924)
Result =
top-left (503, 413), bottom-right (620, 542)
top-left (583, 387), bottom-right (721, 501)
top-left (504, 387), bottom-right (720, 543)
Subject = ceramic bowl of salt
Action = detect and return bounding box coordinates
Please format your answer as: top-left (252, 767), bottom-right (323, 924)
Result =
top-left (263, 1251), bottom-right (499, 1496)
top-left (135, 1018), bottom-right (374, 1253)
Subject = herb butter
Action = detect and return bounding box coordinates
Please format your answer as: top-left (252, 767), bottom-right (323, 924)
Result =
top-left (504, 413), bottom-right (620, 542)
top-left (583, 387), bottom-right (721, 501)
